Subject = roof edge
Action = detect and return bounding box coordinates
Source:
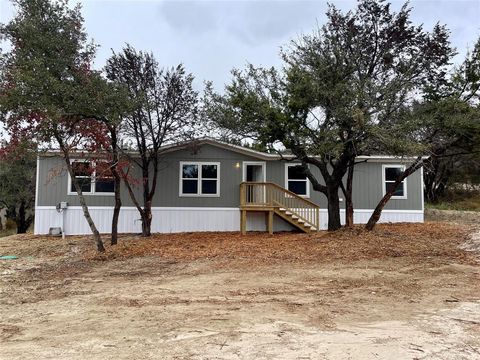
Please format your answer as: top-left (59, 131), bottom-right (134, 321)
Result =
top-left (37, 137), bottom-right (426, 162)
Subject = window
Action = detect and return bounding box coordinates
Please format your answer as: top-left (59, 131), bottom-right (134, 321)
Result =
top-left (94, 161), bottom-right (115, 193)
top-left (180, 162), bottom-right (220, 196)
top-left (68, 161), bottom-right (115, 195)
top-left (285, 164), bottom-right (310, 197)
top-left (70, 161), bottom-right (92, 193)
top-left (383, 165), bottom-right (407, 199)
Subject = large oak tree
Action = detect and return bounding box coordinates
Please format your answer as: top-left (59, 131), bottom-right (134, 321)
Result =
top-left (206, 0), bottom-right (453, 230)
top-left (0, 0), bottom-right (128, 250)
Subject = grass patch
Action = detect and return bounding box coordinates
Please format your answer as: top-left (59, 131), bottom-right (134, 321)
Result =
top-left (426, 188), bottom-right (480, 212)
top-left (0, 229), bottom-right (17, 238)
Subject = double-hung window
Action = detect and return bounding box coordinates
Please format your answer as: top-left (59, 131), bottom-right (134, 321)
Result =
top-left (382, 164), bottom-right (407, 199)
top-left (180, 162), bottom-right (220, 196)
top-left (68, 161), bottom-right (115, 195)
top-left (70, 161), bottom-right (92, 193)
top-left (94, 161), bottom-right (115, 193)
top-left (285, 164), bottom-right (310, 197)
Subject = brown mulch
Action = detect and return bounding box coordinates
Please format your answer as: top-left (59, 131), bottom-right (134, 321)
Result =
top-left (78, 222), bottom-right (475, 267)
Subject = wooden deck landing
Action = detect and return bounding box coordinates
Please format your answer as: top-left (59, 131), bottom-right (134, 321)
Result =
top-left (240, 182), bottom-right (320, 235)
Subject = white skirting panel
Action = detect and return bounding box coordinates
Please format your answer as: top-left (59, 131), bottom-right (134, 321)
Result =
top-left (318, 209), bottom-right (424, 229)
top-left (34, 206), bottom-right (423, 235)
top-left (245, 212), bottom-right (295, 232)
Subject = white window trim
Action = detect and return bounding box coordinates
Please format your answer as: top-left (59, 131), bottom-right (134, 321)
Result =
top-left (67, 160), bottom-right (115, 196)
top-left (284, 163), bottom-right (310, 198)
top-left (179, 161), bottom-right (221, 197)
top-left (382, 164), bottom-right (408, 200)
top-left (242, 161), bottom-right (266, 182)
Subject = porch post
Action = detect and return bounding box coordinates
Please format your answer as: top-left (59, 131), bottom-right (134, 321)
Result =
top-left (317, 208), bottom-right (320, 232)
top-left (241, 209), bottom-right (247, 235)
top-left (268, 210), bottom-right (274, 234)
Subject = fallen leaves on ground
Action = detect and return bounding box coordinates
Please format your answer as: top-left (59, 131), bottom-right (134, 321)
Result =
top-left (1, 222), bottom-right (475, 269)
top-left (78, 222), bottom-right (474, 267)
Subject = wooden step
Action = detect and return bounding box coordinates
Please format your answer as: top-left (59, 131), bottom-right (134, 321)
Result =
top-left (274, 208), bottom-right (313, 233)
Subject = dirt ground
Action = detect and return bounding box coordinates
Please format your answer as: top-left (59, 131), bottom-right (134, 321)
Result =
top-left (1, 214), bottom-right (479, 360)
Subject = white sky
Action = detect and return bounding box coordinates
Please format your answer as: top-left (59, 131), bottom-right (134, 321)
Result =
top-left (1, 0), bottom-right (479, 92)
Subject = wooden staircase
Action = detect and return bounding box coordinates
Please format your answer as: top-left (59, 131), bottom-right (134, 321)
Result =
top-left (240, 182), bottom-right (320, 234)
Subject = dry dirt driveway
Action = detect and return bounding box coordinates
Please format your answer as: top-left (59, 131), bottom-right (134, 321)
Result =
top-left (1, 218), bottom-right (479, 360)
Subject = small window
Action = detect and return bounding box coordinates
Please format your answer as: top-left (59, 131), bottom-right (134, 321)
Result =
top-left (383, 165), bottom-right (407, 199)
top-left (285, 164), bottom-right (309, 197)
top-left (71, 161), bottom-right (92, 193)
top-left (94, 162), bottom-right (115, 193)
top-left (182, 164), bottom-right (199, 194)
top-left (69, 161), bottom-right (115, 195)
top-left (180, 162), bottom-right (220, 196)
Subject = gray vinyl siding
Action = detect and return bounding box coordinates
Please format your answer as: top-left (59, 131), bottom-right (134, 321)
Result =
top-left (37, 144), bottom-right (423, 211)
top-left (350, 162), bottom-right (422, 210)
top-left (37, 144), bottom-right (260, 207)
top-left (36, 156), bottom-right (141, 207)
top-left (265, 161), bottom-right (422, 210)
top-left (153, 145), bottom-right (260, 207)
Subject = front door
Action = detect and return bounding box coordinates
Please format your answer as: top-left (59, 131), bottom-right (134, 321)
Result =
top-left (243, 162), bottom-right (266, 204)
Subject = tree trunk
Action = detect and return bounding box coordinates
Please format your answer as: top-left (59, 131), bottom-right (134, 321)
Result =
top-left (110, 130), bottom-right (122, 246)
top-left (63, 153), bottom-right (105, 252)
top-left (141, 201), bottom-right (152, 237)
top-left (326, 185), bottom-right (342, 231)
top-left (111, 173), bottom-right (121, 245)
top-left (121, 174), bottom-right (147, 236)
top-left (365, 192), bottom-right (392, 231)
top-left (366, 157), bottom-right (423, 231)
top-left (344, 161), bottom-right (354, 228)
top-left (16, 200), bottom-right (29, 233)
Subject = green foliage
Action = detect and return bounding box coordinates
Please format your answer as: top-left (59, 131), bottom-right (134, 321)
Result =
top-left (5, 218), bottom-right (18, 231)
top-left (0, 140), bottom-right (36, 232)
top-left (207, 0), bottom-right (453, 163)
top-left (1, 0), bottom-right (94, 135)
top-left (205, 0), bottom-right (455, 230)
top-left (0, 148), bottom-right (35, 209)
top-left (0, 0), bottom-right (130, 248)
top-left (0, 0), bottom-right (129, 149)
top-left (414, 38), bottom-right (480, 202)
top-left (425, 188), bottom-right (480, 212)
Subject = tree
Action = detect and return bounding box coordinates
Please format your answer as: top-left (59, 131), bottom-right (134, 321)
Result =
top-left (105, 46), bottom-right (198, 236)
top-left (365, 38), bottom-right (480, 230)
top-left (0, 139), bottom-right (36, 233)
top-left (206, 0), bottom-right (453, 230)
top-left (418, 99), bottom-right (480, 203)
top-left (82, 77), bottom-right (131, 246)
top-left (0, 0), bottom-right (124, 251)
top-left (422, 39), bottom-right (480, 203)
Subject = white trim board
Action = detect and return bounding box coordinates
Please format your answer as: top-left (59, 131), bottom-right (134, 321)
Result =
top-left (382, 164), bottom-right (408, 200)
top-left (284, 163), bottom-right (311, 198)
top-left (420, 166), bottom-right (425, 212)
top-left (179, 161), bottom-right (221, 197)
top-left (34, 156), bottom-right (40, 235)
top-left (242, 161), bottom-right (266, 182)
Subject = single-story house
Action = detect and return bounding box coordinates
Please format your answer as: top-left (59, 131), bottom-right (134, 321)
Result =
top-left (34, 138), bottom-right (424, 235)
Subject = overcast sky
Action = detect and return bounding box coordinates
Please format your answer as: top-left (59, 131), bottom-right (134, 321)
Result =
top-left (1, 0), bottom-right (479, 91)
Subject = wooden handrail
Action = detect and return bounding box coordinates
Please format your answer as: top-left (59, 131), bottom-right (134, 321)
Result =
top-left (240, 182), bottom-right (320, 230)
top-left (260, 182), bottom-right (320, 208)
top-left (241, 182), bottom-right (320, 208)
